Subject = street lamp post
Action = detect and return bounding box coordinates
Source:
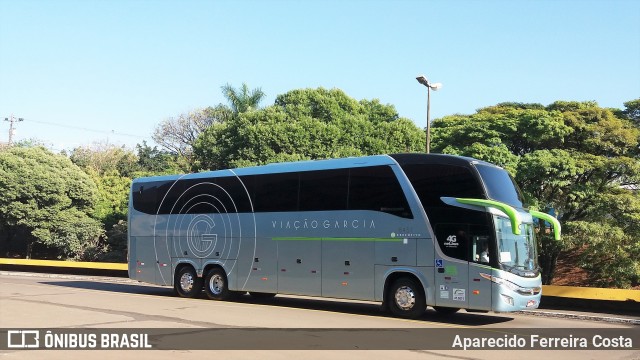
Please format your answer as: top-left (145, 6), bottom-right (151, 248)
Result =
top-left (416, 75), bottom-right (442, 154)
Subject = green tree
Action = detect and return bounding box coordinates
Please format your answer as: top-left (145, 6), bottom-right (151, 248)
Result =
top-left (90, 169), bottom-right (131, 229)
top-left (221, 83), bottom-right (266, 114)
top-left (0, 146), bottom-right (103, 259)
top-left (101, 220), bottom-right (128, 262)
top-left (136, 141), bottom-right (180, 174)
top-left (622, 98), bottom-right (640, 126)
top-left (69, 142), bottom-right (139, 177)
top-left (152, 106), bottom-right (231, 170)
top-left (432, 101), bottom-right (640, 287)
top-left (193, 88), bottom-right (425, 170)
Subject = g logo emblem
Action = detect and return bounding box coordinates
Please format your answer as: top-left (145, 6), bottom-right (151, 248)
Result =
top-left (187, 215), bottom-right (218, 258)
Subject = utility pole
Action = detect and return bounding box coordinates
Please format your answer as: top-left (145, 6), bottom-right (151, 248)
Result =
top-left (4, 114), bottom-right (24, 146)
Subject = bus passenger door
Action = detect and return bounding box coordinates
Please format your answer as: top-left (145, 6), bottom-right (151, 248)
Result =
top-left (467, 229), bottom-right (492, 311)
top-left (433, 224), bottom-right (469, 310)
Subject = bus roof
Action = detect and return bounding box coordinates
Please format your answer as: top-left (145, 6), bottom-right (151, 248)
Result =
top-left (132, 153), bottom-right (494, 184)
top-left (389, 153), bottom-right (496, 168)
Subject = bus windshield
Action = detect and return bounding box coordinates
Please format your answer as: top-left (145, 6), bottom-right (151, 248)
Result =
top-left (475, 164), bottom-right (525, 209)
top-left (494, 216), bottom-right (539, 277)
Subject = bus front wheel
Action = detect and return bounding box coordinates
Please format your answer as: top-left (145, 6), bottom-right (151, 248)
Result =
top-left (204, 268), bottom-right (236, 301)
top-left (388, 277), bottom-right (426, 319)
top-left (174, 266), bottom-right (202, 298)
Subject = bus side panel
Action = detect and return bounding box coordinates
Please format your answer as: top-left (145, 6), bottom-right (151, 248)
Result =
top-left (468, 263), bottom-right (492, 311)
top-left (234, 236), bottom-right (278, 293)
top-left (416, 237), bottom-right (435, 267)
top-left (375, 238), bottom-right (417, 266)
top-left (132, 236), bottom-right (159, 285)
top-left (153, 236), bottom-right (172, 286)
top-left (321, 240), bottom-right (374, 300)
top-left (277, 240), bottom-right (322, 296)
top-left (127, 234), bottom-right (136, 279)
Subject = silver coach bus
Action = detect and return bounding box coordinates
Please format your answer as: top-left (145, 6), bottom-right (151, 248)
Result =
top-left (128, 154), bottom-right (560, 318)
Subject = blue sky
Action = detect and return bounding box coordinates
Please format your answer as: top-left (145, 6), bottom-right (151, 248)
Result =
top-left (1, 0), bottom-right (639, 151)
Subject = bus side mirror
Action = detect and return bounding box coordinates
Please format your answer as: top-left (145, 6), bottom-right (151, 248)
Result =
top-left (455, 198), bottom-right (522, 236)
top-left (530, 210), bottom-right (562, 241)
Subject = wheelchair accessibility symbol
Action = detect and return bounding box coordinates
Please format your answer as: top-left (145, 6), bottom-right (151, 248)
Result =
top-left (435, 259), bottom-right (444, 268)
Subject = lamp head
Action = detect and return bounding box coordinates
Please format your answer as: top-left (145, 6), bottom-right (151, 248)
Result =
top-left (416, 75), bottom-right (430, 87)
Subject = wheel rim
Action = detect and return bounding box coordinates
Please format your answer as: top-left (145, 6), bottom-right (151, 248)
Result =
top-left (395, 285), bottom-right (416, 310)
top-left (180, 272), bottom-right (194, 292)
top-left (209, 274), bottom-right (224, 295)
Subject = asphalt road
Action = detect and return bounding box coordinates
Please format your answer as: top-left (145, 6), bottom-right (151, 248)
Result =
top-left (0, 272), bottom-right (638, 360)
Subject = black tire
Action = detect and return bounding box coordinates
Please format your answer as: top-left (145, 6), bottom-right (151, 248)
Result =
top-left (174, 266), bottom-right (202, 298)
top-left (433, 306), bottom-right (460, 315)
top-left (388, 277), bottom-right (426, 319)
top-left (204, 268), bottom-right (237, 301)
top-left (249, 292), bottom-right (276, 299)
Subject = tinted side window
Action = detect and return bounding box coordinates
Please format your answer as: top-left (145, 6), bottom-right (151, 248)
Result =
top-left (348, 166), bottom-right (412, 218)
top-left (215, 176), bottom-right (254, 213)
top-left (132, 181), bottom-right (162, 214)
top-left (299, 169), bottom-right (348, 211)
top-left (401, 164), bottom-right (484, 207)
top-left (253, 172), bottom-right (300, 212)
top-left (157, 180), bottom-right (183, 214)
top-left (159, 176), bottom-right (254, 214)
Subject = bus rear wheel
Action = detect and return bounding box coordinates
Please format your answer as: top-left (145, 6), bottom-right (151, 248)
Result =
top-left (204, 268), bottom-right (236, 301)
top-left (388, 277), bottom-right (426, 319)
top-left (174, 266), bottom-right (202, 298)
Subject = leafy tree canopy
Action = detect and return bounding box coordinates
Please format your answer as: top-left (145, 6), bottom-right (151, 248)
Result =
top-left (221, 82), bottom-right (266, 114)
top-left (0, 146), bottom-right (103, 259)
top-left (193, 87), bottom-right (425, 170)
top-left (69, 142), bottom-right (138, 178)
top-left (622, 98), bottom-right (640, 126)
top-left (136, 141), bottom-right (181, 175)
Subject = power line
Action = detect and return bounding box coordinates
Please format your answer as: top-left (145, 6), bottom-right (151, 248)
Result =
top-left (23, 118), bottom-right (149, 139)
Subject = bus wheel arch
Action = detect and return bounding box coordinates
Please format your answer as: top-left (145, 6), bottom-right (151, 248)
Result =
top-left (174, 263), bottom-right (202, 298)
top-left (384, 272), bottom-right (427, 319)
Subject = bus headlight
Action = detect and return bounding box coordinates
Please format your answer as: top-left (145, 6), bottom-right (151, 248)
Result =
top-left (480, 273), bottom-right (541, 296)
top-left (501, 294), bottom-right (515, 306)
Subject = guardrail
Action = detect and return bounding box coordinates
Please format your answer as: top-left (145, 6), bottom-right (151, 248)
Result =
top-left (0, 258), bottom-right (127, 271)
top-left (1, 258), bottom-right (638, 309)
top-left (543, 284), bottom-right (639, 302)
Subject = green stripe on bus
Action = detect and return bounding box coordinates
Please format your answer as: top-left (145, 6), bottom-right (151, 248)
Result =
top-left (272, 237), bottom-right (403, 242)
